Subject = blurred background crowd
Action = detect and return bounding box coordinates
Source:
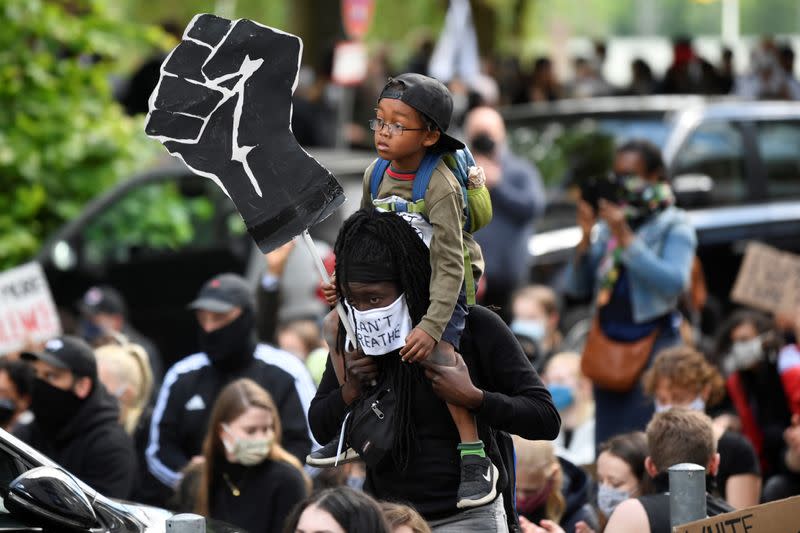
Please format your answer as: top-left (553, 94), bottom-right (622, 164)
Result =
top-left (5, 0), bottom-right (800, 532)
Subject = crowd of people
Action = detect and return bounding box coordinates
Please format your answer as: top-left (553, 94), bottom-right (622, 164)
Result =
top-left (9, 35), bottom-right (800, 533)
top-left (284, 35), bottom-right (800, 152)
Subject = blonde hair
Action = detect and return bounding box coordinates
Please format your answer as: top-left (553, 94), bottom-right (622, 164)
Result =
top-left (513, 285), bottom-right (560, 317)
top-left (380, 502), bottom-right (431, 533)
top-left (513, 437), bottom-right (565, 522)
top-left (194, 378), bottom-right (310, 516)
top-left (95, 342), bottom-right (153, 434)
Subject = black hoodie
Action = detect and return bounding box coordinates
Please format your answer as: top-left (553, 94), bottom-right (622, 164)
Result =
top-left (14, 383), bottom-right (136, 499)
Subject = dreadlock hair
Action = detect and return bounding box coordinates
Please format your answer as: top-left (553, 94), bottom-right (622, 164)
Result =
top-left (333, 208), bottom-right (432, 470)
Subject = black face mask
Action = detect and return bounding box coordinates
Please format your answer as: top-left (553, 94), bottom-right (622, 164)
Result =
top-left (197, 308), bottom-right (255, 371)
top-left (469, 133), bottom-right (496, 156)
top-left (31, 379), bottom-right (84, 434)
top-left (0, 398), bottom-right (17, 427)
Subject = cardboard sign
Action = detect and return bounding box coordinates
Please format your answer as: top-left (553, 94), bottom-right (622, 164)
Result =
top-left (341, 0), bottom-right (375, 40)
top-left (332, 41), bottom-right (368, 86)
top-left (673, 495), bottom-right (800, 532)
top-left (730, 242), bottom-right (800, 314)
top-left (0, 263), bottom-right (62, 355)
top-left (146, 14), bottom-right (346, 254)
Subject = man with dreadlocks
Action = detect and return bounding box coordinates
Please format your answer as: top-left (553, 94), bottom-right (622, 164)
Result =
top-left (315, 73), bottom-right (495, 509)
top-left (309, 209), bottom-right (560, 532)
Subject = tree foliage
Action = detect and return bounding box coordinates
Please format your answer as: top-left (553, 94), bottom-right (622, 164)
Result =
top-left (0, 0), bottom-right (167, 269)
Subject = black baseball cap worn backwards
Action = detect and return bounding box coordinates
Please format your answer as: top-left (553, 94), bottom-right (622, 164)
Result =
top-left (188, 273), bottom-right (254, 313)
top-left (22, 335), bottom-right (97, 380)
top-left (378, 73), bottom-right (465, 152)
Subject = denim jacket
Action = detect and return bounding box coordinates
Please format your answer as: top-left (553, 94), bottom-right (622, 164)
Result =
top-left (565, 206), bottom-right (697, 324)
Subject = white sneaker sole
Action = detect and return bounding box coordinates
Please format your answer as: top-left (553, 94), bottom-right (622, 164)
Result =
top-left (305, 447), bottom-right (360, 467)
top-left (456, 463), bottom-right (499, 509)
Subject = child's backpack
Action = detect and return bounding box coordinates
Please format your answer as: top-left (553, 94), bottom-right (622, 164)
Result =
top-left (369, 147), bottom-right (493, 305)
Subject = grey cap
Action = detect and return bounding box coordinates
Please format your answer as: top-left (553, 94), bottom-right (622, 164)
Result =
top-left (188, 273), bottom-right (254, 313)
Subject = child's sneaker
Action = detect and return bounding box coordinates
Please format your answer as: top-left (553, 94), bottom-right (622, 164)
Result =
top-left (305, 437), bottom-right (360, 468)
top-left (456, 455), bottom-right (499, 509)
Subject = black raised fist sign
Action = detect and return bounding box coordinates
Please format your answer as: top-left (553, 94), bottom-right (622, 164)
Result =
top-left (146, 14), bottom-right (345, 253)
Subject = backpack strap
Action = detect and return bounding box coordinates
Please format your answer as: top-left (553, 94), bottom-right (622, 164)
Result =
top-left (410, 152), bottom-right (443, 202)
top-left (369, 158), bottom-right (392, 199)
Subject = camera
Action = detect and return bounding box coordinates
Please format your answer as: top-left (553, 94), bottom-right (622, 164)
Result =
top-left (579, 172), bottom-right (625, 211)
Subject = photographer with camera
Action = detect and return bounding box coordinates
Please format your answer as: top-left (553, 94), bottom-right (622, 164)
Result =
top-left (465, 107), bottom-right (546, 320)
top-left (566, 140), bottom-right (697, 447)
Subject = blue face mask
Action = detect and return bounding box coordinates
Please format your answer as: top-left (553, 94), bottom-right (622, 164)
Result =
top-left (511, 319), bottom-right (546, 342)
top-left (547, 384), bottom-right (575, 411)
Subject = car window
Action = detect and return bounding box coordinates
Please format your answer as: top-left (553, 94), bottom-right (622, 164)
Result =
top-left (507, 116), bottom-right (671, 187)
top-left (82, 175), bottom-right (248, 266)
top-left (756, 120), bottom-right (800, 199)
top-left (671, 120), bottom-right (747, 205)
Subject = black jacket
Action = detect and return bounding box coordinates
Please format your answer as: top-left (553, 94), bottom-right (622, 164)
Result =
top-left (146, 347), bottom-right (311, 490)
top-left (309, 306), bottom-right (560, 530)
top-left (14, 383), bottom-right (136, 499)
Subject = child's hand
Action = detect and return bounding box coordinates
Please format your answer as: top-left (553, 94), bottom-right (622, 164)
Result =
top-left (400, 327), bottom-right (436, 362)
top-left (321, 275), bottom-right (338, 306)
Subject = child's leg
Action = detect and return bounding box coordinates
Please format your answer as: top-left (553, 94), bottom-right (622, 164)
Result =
top-left (429, 341), bottom-right (480, 445)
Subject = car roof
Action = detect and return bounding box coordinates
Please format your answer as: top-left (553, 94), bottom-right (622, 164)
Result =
top-left (678, 99), bottom-right (800, 122)
top-left (501, 94), bottom-right (712, 121)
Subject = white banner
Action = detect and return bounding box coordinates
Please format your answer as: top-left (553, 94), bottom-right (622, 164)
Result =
top-left (0, 262), bottom-right (62, 355)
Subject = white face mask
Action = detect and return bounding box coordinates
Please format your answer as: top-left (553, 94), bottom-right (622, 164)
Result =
top-left (345, 294), bottom-right (413, 356)
top-left (222, 425), bottom-right (273, 466)
top-left (597, 483), bottom-right (629, 517)
top-left (724, 337), bottom-right (763, 374)
top-left (511, 319), bottom-right (546, 342)
top-left (654, 396), bottom-right (706, 414)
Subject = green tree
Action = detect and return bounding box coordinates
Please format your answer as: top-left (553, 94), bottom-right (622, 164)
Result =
top-left (0, 0), bottom-right (167, 269)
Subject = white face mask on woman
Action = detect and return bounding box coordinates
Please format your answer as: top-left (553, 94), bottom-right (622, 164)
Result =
top-left (345, 293), bottom-right (413, 356)
top-left (222, 425), bottom-right (273, 466)
top-left (724, 336), bottom-right (763, 374)
top-left (597, 483), bottom-right (630, 517)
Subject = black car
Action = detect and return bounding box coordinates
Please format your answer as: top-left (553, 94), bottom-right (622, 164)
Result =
top-left (0, 428), bottom-right (237, 532)
top-left (36, 149), bottom-right (374, 368)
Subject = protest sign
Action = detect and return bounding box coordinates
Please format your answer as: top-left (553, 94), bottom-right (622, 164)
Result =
top-left (730, 242), bottom-right (800, 314)
top-left (673, 495), bottom-right (800, 533)
top-left (145, 14), bottom-right (346, 254)
top-left (0, 263), bottom-right (61, 355)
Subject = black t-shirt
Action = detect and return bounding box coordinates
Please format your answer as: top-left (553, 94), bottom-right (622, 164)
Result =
top-left (308, 306), bottom-right (561, 523)
top-left (716, 429), bottom-right (760, 500)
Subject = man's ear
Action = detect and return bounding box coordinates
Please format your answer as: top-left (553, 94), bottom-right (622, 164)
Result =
top-left (548, 312), bottom-right (560, 333)
top-left (73, 376), bottom-right (93, 400)
top-left (422, 129), bottom-right (441, 148)
top-left (644, 456), bottom-right (659, 478)
top-left (700, 383), bottom-right (712, 403)
top-left (18, 395), bottom-right (31, 413)
top-left (707, 452), bottom-right (721, 477)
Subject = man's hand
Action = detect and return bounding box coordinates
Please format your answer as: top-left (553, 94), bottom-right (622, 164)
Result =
top-left (145, 14), bottom-right (344, 253)
top-left (400, 327), bottom-right (436, 362)
top-left (341, 347), bottom-right (378, 405)
top-left (322, 276), bottom-right (339, 307)
top-left (576, 200), bottom-right (596, 253)
top-left (265, 240), bottom-right (295, 277)
top-left (420, 353), bottom-right (484, 410)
